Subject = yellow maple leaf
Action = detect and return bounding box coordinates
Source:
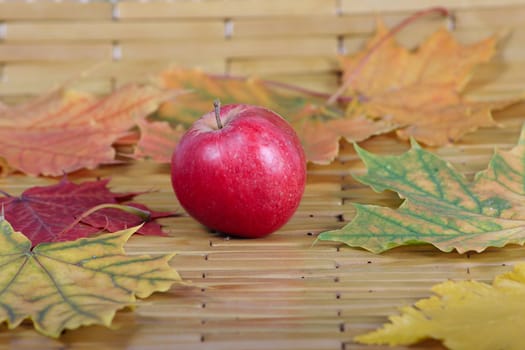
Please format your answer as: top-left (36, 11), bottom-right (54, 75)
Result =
top-left (0, 219), bottom-right (181, 338)
top-left (355, 263), bottom-right (525, 349)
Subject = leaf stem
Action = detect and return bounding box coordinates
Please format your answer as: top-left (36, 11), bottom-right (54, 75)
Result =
top-left (207, 73), bottom-right (353, 104)
top-left (213, 99), bottom-right (223, 129)
top-left (57, 203), bottom-right (151, 238)
top-left (261, 79), bottom-right (353, 103)
top-left (326, 7), bottom-right (453, 105)
top-left (0, 189), bottom-right (12, 197)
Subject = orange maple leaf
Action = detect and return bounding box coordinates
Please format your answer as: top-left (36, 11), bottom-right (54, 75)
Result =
top-left (134, 119), bottom-right (186, 163)
top-left (338, 20), bottom-right (516, 145)
top-left (143, 67), bottom-right (395, 164)
top-left (138, 15), bottom-right (517, 164)
top-left (0, 84), bottom-right (177, 176)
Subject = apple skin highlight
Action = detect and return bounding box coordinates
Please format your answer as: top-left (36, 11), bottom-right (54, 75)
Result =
top-left (171, 104), bottom-right (306, 238)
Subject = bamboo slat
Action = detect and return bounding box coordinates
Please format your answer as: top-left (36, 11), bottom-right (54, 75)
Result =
top-left (120, 37), bottom-right (338, 60)
top-left (116, 0), bottom-right (337, 19)
top-left (3, 21), bottom-right (226, 41)
top-left (0, 2), bottom-right (112, 20)
top-left (0, 43), bottom-right (113, 62)
top-left (1, 1), bottom-right (525, 349)
top-left (0, 78), bottom-right (112, 96)
top-left (340, 0), bottom-right (525, 14)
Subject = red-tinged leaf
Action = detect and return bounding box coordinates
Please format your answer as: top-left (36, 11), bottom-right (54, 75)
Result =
top-left (134, 119), bottom-right (185, 163)
top-left (0, 84), bottom-right (178, 176)
top-left (77, 202), bottom-right (173, 238)
top-left (0, 178), bottom-right (174, 246)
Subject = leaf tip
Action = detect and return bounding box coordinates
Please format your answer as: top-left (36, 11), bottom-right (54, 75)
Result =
top-left (352, 142), bottom-right (370, 159)
top-left (409, 137), bottom-right (422, 149)
top-left (519, 123), bottom-right (525, 145)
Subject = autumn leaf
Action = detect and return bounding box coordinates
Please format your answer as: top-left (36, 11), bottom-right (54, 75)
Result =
top-left (134, 119), bottom-right (186, 163)
top-left (147, 67), bottom-right (396, 164)
top-left (0, 177), bottom-right (173, 246)
top-left (338, 19), bottom-right (516, 145)
top-left (0, 157), bottom-right (11, 177)
top-left (148, 15), bottom-right (517, 164)
top-left (355, 263), bottom-right (525, 349)
top-left (319, 124), bottom-right (525, 254)
top-left (0, 84), bottom-right (177, 176)
top-left (0, 219), bottom-right (180, 338)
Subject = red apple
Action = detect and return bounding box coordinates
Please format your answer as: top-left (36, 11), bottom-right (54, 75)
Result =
top-left (170, 102), bottom-right (306, 238)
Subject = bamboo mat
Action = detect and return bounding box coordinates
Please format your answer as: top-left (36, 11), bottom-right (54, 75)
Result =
top-left (1, 1), bottom-right (525, 349)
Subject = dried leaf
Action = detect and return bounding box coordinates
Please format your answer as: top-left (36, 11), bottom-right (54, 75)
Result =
top-left (150, 68), bottom-right (396, 164)
top-left (340, 20), bottom-right (516, 145)
top-left (355, 263), bottom-right (525, 349)
top-left (0, 157), bottom-right (13, 178)
top-left (0, 84), bottom-right (176, 176)
top-left (0, 177), bottom-right (173, 246)
top-left (134, 119), bottom-right (185, 163)
top-left (293, 113), bottom-right (396, 164)
top-left (319, 124), bottom-right (525, 254)
top-left (0, 219), bottom-right (180, 338)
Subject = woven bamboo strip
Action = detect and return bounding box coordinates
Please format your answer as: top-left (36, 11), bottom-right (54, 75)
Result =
top-left (3, 21), bottom-right (226, 41)
top-left (2, 61), bottom-right (227, 88)
top-left (233, 7), bottom-right (525, 38)
top-left (228, 57), bottom-right (337, 75)
top-left (116, 0), bottom-right (337, 19)
top-left (120, 37), bottom-right (338, 60)
top-left (0, 78), bottom-right (112, 96)
top-left (340, 0), bottom-right (525, 14)
top-left (0, 44), bottom-right (112, 62)
top-left (0, 2), bottom-right (112, 20)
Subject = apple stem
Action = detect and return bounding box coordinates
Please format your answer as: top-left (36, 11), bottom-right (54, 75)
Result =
top-left (326, 6), bottom-right (452, 105)
top-left (213, 99), bottom-right (223, 129)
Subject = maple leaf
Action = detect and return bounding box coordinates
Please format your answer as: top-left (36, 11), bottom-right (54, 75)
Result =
top-left (143, 67), bottom-right (396, 164)
top-left (0, 84), bottom-right (177, 176)
top-left (338, 19), bottom-right (516, 145)
top-left (355, 263), bottom-right (525, 349)
top-left (0, 157), bottom-right (11, 177)
top-left (319, 124), bottom-right (525, 254)
top-left (134, 119), bottom-right (186, 163)
top-left (0, 219), bottom-right (181, 338)
top-left (0, 177), bottom-right (173, 246)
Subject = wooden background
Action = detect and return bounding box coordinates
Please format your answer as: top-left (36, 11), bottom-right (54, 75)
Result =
top-left (1, 0), bottom-right (525, 349)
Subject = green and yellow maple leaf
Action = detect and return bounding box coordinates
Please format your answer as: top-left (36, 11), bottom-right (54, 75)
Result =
top-left (355, 263), bottom-right (525, 349)
top-left (0, 219), bottom-right (181, 338)
top-left (319, 124), bottom-right (525, 254)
